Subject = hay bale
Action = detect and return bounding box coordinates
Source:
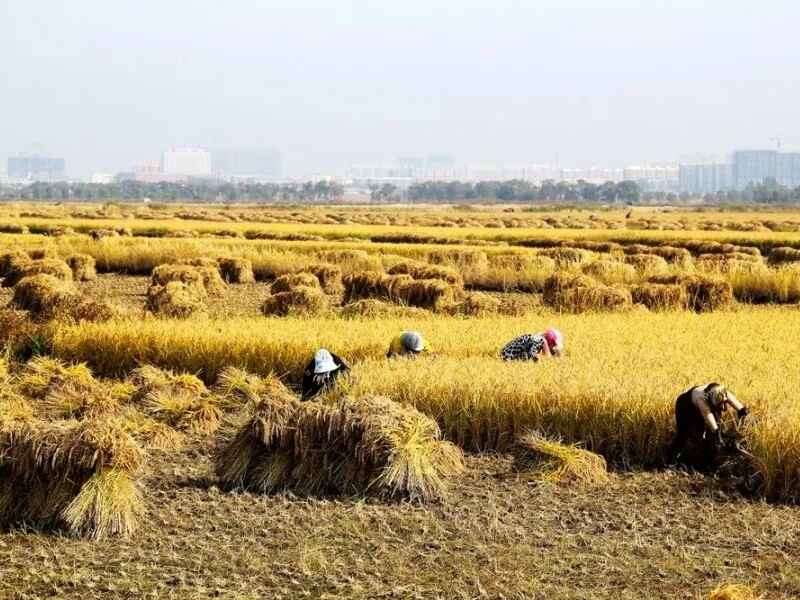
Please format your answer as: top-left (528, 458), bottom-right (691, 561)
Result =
top-left (542, 272), bottom-right (596, 306)
top-left (707, 583), bottom-right (761, 600)
top-left (339, 299), bottom-right (430, 319)
top-left (69, 298), bottom-right (121, 323)
top-left (66, 254), bottom-right (97, 281)
top-left (696, 256), bottom-right (765, 274)
top-left (0, 419), bottom-right (144, 539)
top-left (11, 274), bottom-right (80, 318)
top-left (652, 246), bottom-right (693, 267)
top-left (537, 247), bottom-right (591, 267)
top-left (129, 365), bottom-right (207, 402)
top-left (630, 283), bottom-right (686, 311)
top-left (3, 258), bottom-right (73, 287)
top-left (28, 248), bottom-right (58, 260)
top-left (308, 264), bottom-right (344, 294)
top-left (215, 394), bottom-right (464, 502)
top-left (217, 257), bottom-right (255, 283)
top-left (261, 285), bottom-right (329, 317)
top-left (89, 228), bottom-right (120, 240)
top-left (146, 281), bottom-right (207, 318)
top-left (270, 272), bottom-right (321, 294)
top-left (151, 263), bottom-right (224, 295)
top-left (513, 432), bottom-right (610, 487)
top-left (428, 249), bottom-right (489, 270)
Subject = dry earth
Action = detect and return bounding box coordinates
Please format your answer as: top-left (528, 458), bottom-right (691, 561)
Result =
top-left (2, 441), bottom-right (799, 600)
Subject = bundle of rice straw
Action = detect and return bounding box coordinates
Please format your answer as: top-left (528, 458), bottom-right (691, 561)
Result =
top-left (308, 264), bottom-right (344, 294)
top-left (3, 258), bottom-right (73, 287)
top-left (213, 366), bottom-right (286, 406)
top-left (28, 248), bottom-right (58, 260)
top-left (537, 247), bottom-right (591, 267)
top-left (113, 408), bottom-right (185, 450)
top-left (217, 257), bottom-right (256, 283)
top-left (387, 261), bottom-right (464, 286)
top-left (629, 283), bottom-right (687, 311)
top-left (491, 254), bottom-right (556, 271)
top-left (696, 254), bottom-right (766, 274)
top-left (707, 583), bottom-right (761, 600)
top-left (11, 274), bottom-right (80, 318)
top-left (428, 249), bottom-right (489, 271)
top-left (543, 272), bottom-right (631, 313)
top-left (623, 253), bottom-right (670, 275)
top-left (130, 365), bottom-right (220, 433)
top-left (394, 278), bottom-right (459, 311)
top-left (151, 263), bottom-right (225, 295)
top-left (0, 419), bottom-right (145, 539)
top-left (581, 260), bottom-right (637, 281)
top-left (146, 281), bottom-right (207, 318)
top-left (513, 432), bottom-right (610, 487)
top-left (89, 228), bottom-right (121, 240)
top-left (270, 272), bottom-right (321, 294)
top-left (0, 251), bottom-right (30, 278)
top-left (769, 246), bottom-right (800, 264)
top-left (261, 285), bottom-right (329, 317)
top-left (444, 292), bottom-right (501, 317)
top-left (342, 272), bottom-right (413, 302)
top-left (650, 274), bottom-right (733, 312)
top-left (66, 254), bottom-right (97, 281)
top-left (0, 389), bottom-right (34, 431)
top-left (216, 393), bottom-right (464, 502)
top-left (339, 299), bottom-right (429, 319)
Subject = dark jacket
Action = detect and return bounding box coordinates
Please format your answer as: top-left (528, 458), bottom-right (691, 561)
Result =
top-left (301, 352), bottom-right (350, 401)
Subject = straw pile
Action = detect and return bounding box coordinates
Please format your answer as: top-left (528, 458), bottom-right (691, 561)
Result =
top-left (650, 274), bottom-right (733, 312)
top-left (582, 260), bottom-right (637, 280)
top-left (629, 283), bottom-right (687, 311)
top-left (11, 274), bottom-right (80, 318)
top-left (543, 272), bottom-right (632, 313)
top-left (513, 432), bottom-right (610, 487)
top-left (387, 261), bottom-right (464, 286)
top-left (492, 254), bottom-right (556, 271)
top-left (652, 246), bottom-right (693, 267)
top-left (216, 393), bottom-right (464, 502)
top-left (0, 419), bottom-right (145, 539)
top-left (696, 253), bottom-right (765, 274)
top-left (3, 258), bottom-right (73, 287)
top-left (339, 299), bottom-right (429, 319)
top-left (151, 263), bottom-right (225, 295)
top-left (428, 249), bottom-right (489, 271)
top-left (308, 264), bottom-right (344, 294)
top-left (343, 272), bottom-right (412, 302)
top-left (769, 246), bottom-right (800, 264)
top-left (623, 253), bottom-right (670, 275)
top-left (147, 281), bottom-right (207, 318)
top-left (271, 272), bottom-right (321, 293)
top-left (707, 584), bottom-right (761, 600)
top-left (537, 247), bottom-right (591, 266)
top-left (89, 228), bottom-right (121, 240)
top-left (28, 248), bottom-right (58, 260)
top-left (444, 292), bottom-right (501, 317)
top-left (217, 257), bottom-right (256, 283)
top-left (66, 254), bottom-right (97, 281)
top-left (130, 365), bottom-right (220, 433)
top-left (0, 251), bottom-right (30, 279)
top-left (395, 279), bottom-right (458, 311)
top-left (262, 285), bottom-right (329, 317)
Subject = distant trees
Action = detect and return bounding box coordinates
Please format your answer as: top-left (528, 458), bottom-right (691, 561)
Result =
top-left (405, 179), bottom-right (643, 203)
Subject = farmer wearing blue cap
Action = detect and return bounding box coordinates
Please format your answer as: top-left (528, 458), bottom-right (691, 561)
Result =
top-left (387, 331), bottom-right (430, 358)
top-left (301, 348), bottom-right (350, 401)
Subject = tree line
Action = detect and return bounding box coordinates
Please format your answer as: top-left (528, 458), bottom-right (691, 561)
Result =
top-left (405, 179), bottom-right (642, 203)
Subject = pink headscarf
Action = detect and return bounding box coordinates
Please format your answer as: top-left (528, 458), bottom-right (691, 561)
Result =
top-left (543, 328), bottom-right (564, 352)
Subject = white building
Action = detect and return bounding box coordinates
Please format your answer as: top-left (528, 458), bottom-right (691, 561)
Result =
top-left (91, 173), bottom-right (115, 184)
top-left (161, 148), bottom-right (212, 177)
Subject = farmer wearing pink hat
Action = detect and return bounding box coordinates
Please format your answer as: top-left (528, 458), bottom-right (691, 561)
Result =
top-left (500, 328), bottom-right (564, 362)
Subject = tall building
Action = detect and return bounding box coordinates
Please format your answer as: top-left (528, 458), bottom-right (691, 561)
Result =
top-left (731, 150), bottom-right (800, 189)
top-left (212, 147), bottom-right (282, 178)
top-left (161, 148), bottom-right (212, 177)
top-left (678, 163), bottom-right (730, 194)
top-left (7, 155), bottom-right (65, 181)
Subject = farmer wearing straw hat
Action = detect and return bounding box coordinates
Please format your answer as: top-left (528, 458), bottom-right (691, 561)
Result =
top-left (667, 383), bottom-right (750, 466)
top-left (500, 328), bottom-right (564, 362)
top-left (387, 331), bottom-right (431, 358)
top-left (301, 348), bottom-right (350, 401)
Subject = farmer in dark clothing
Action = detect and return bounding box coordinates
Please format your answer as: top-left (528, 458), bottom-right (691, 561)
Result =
top-left (667, 383), bottom-right (749, 467)
top-left (301, 348), bottom-right (350, 401)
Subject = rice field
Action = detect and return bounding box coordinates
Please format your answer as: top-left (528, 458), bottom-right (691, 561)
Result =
top-left (1, 202), bottom-right (800, 599)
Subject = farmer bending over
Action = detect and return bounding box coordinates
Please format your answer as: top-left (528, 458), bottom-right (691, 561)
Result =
top-left (387, 331), bottom-right (430, 358)
top-left (667, 383), bottom-right (749, 466)
top-left (500, 328), bottom-right (564, 362)
top-left (301, 348), bottom-right (350, 401)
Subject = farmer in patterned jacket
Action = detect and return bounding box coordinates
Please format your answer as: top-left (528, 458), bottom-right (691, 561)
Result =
top-left (500, 328), bottom-right (564, 362)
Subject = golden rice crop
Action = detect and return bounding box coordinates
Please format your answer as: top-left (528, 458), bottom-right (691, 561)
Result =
top-left (650, 274), bottom-right (733, 312)
top-left (66, 253), bottom-right (97, 281)
top-left (261, 285), bottom-right (329, 317)
top-left (543, 272), bottom-right (631, 313)
top-left (707, 583), bottom-right (761, 600)
top-left (339, 299), bottom-right (431, 319)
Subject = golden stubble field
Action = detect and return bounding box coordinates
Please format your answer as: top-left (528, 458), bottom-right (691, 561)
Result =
top-left (1, 202), bottom-right (800, 599)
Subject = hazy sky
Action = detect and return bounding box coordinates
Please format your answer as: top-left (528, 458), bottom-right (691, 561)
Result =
top-left (2, 1), bottom-right (799, 177)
